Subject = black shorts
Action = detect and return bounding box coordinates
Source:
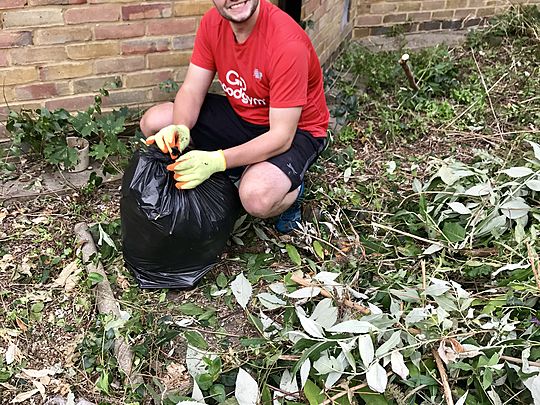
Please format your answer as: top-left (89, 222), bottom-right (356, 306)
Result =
top-left (190, 94), bottom-right (326, 191)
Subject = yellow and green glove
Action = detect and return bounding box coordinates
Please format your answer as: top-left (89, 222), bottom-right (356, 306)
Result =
top-left (145, 124), bottom-right (191, 159)
top-left (166, 150), bottom-right (226, 189)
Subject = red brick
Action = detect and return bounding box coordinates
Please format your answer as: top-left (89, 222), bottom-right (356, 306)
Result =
top-left (122, 3), bottom-right (172, 20)
top-left (356, 15), bottom-right (383, 26)
top-left (94, 56), bottom-right (145, 74)
top-left (0, 53), bottom-right (8, 67)
top-left (149, 86), bottom-right (175, 102)
top-left (33, 27), bottom-right (91, 45)
top-left (371, 3), bottom-right (398, 13)
top-left (94, 22), bottom-right (145, 40)
top-left (45, 95), bottom-right (95, 111)
top-left (122, 38), bottom-right (170, 55)
top-left (0, 31), bottom-right (32, 48)
top-left (10, 46), bottom-right (67, 65)
top-left (64, 5), bottom-right (121, 24)
top-left (171, 34), bottom-right (195, 50)
top-left (29, 0), bottom-right (86, 4)
top-left (146, 17), bottom-right (197, 35)
top-left (15, 82), bottom-right (71, 100)
top-left (0, 0), bottom-right (27, 9)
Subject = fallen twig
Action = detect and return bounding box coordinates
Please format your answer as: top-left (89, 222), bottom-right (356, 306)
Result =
top-left (74, 222), bottom-right (143, 385)
top-left (526, 243), bottom-right (540, 291)
top-left (501, 355), bottom-right (540, 368)
top-left (320, 371), bottom-right (393, 405)
top-left (290, 274), bottom-right (370, 315)
top-left (432, 348), bottom-right (454, 405)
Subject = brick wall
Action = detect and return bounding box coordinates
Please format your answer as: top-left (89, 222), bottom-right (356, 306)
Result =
top-left (0, 0), bottom-right (212, 140)
top-left (353, 0), bottom-right (540, 37)
top-left (0, 0), bottom-right (538, 141)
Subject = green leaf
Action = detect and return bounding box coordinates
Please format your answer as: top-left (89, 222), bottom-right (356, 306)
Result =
top-left (216, 273), bottom-right (228, 288)
top-left (88, 272), bottom-right (104, 285)
top-left (286, 244), bottom-right (301, 266)
top-left (260, 384), bottom-right (272, 404)
top-left (31, 301), bottom-right (44, 313)
top-left (358, 389), bottom-right (390, 405)
top-left (196, 373), bottom-right (213, 390)
top-left (184, 331), bottom-right (208, 350)
top-left (179, 303), bottom-right (205, 316)
top-left (442, 221), bottom-right (466, 242)
top-left (209, 384), bottom-right (226, 402)
top-left (313, 241), bottom-right (324, 259)
top-left (96, 371), bottom-right (110, 395)
top-left (304, 380), bottom-right (325, 405)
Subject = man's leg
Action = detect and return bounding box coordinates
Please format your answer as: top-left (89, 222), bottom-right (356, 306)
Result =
top-left (139, 102), bottom-right (174, 137)
top-left (238, 162), bottom-right (300, 218)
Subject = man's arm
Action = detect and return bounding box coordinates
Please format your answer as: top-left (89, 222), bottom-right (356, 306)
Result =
top-left (172, 63), bottom-right (216, 128)
top-left (222, 106), bottom-right (302, 169)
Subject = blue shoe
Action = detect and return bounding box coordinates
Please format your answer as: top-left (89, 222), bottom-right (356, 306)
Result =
top-left (275, 182), bottom-right (304, 233)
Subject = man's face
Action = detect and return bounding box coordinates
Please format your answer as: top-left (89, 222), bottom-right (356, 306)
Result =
top-left (212, 0), bottom-right (260, 24)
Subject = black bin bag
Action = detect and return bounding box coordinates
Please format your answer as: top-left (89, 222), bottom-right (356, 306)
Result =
top-left (120, 147), bottom-right (242, 289)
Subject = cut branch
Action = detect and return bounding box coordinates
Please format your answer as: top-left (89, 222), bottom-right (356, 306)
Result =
top-left (290, 274), bottom-right (370, 315)
top-left (432, 348), bottom-right (454, 405)
top-left (74, 222), bottom-right (143, 386)
top-left (399, 54), bottom-right (419, 91)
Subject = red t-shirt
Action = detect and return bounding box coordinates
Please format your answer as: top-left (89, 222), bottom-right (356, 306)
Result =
top-left (191, 0), bottom-right (329, 137)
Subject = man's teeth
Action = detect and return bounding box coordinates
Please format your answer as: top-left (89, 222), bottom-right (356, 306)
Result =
top-left (230, 1), bottom-right (246, 8)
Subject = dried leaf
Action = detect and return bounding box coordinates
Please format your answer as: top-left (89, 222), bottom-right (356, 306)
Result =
top-left (11, 389), bottom-right (39, 403)
top-left (5, 343), bottom-right (17, 365)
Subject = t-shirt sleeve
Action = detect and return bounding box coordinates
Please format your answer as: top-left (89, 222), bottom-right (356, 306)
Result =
top-left (269, 40), bottom-right (309, 108)
top-left (191, 14), bottom-right (216, 71)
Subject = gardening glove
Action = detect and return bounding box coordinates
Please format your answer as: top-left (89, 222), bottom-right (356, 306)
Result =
top-left (166, 150), bottom-right (226, 190)
top-left (145, 124), bottom-right (190, 159)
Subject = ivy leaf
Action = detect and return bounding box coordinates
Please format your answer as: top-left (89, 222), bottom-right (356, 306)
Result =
top-left (90, 142), bottom-right (109, 160)
top-left (286, 244), bottom-right (301, 266)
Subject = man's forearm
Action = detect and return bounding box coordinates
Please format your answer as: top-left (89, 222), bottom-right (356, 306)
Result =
top-left (223, 130), bottom-right (294, 169)
top-left (172, 85), bottom-right (207, 129)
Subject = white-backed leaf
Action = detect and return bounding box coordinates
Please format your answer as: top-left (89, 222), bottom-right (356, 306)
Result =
top-left (526, 180), bottom-right (540, 191)
top-left (499, 199), bottom-right (530, 219)
top-left (366, 362), bottom-right (387, 393)
top-left (423, 244), bottom-right (444, 255)
top-left (325, 371), bottom-right (343, 389)
top-left (314, 271), bottom-right (340, 284)
top-left (464, 183), bottom-right (492, 196)
top-left (286, 287), bottom-right (321, 299)
top-left (176, 402), bottom-right (206, 405)
top-left (500, 167), bottom-right (534, 178)
top-left (455, 391), bottom-right (468, 405)
top-left (358, 335), bottom-right (374, 367)
top-left (447, 202), bottom-right (472, 215)
top-left (5, 343), bottom-right (16, 365)
top-left (235, 368), bottom-right (259, 405)
top-left (526, 140), bottom-right (540, 160)
top-left (279, 369), bottom-right (298, 399)
top-left (339, 340), bottom-right (357, 372)
top-left (257, 293), bottom-right (286, 310)
top-left (344, 167), bottom-right (352, 183)
top-left (191, 380), bottom-right (205, 402)
top-left (300, 359), bottom-right (311, 388)
top-left (327, 320), bottom-right (374, 334)
top-left (231, 273), bottom-right (252, 309)
top-left (310, 298), bottom-right (338, 329)
top-left (269, 282), bottom-right (287, 295)
top-left (390, 351), bottom-right (409, 379)
top-left (296, 307), bottom-right (324, 338)
top-left (375, 331), bottom-right (401, 357)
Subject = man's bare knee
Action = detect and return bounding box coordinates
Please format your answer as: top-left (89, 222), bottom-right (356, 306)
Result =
top-left (240, 188), bottom-right (279, 218)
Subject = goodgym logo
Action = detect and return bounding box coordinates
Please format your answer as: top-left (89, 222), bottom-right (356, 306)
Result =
top-left (221, 70), bottom-right (266, 106)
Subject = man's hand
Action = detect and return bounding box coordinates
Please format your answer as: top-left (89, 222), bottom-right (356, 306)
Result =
top-left (146, 124), bottom-right (191, 159)
top-left (166, 150), bottom-right (226, 189)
